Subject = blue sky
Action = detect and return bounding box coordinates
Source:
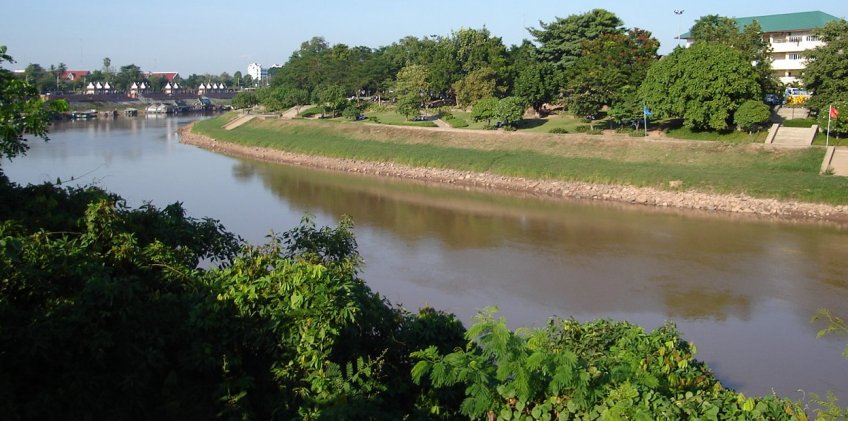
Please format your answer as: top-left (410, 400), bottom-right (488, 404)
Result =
top-left (2, 0), bottom-right (847, 76)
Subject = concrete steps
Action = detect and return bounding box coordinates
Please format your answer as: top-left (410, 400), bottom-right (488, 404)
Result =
top-left (765, 124), bottom-right (817, 147)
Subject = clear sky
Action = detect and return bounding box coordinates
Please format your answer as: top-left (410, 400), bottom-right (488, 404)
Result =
top-left (2, 0), bottom-right (847, 76)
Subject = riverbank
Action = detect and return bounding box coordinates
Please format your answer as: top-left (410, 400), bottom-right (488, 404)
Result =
top-left (182, 119), bottom-right (848, 224)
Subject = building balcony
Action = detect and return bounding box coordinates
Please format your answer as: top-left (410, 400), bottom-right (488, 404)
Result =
top-left (771, 40), bottom-right (824, 53)
top-left (772, 59), bottom-right (807, 71)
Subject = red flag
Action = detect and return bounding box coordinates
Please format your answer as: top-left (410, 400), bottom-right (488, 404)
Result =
top-left (831, 105), bottom-right (840, 120)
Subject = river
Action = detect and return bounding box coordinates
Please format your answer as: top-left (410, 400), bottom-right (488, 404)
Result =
top-left (4, 115), bottom-right (848, 401)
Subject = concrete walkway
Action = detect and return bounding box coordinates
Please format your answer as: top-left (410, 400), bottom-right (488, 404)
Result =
top-left (433, 118), bottom-right (451, 128)
top-left (821, 146), bottom-right (848, 175)
top-left (281, 105), bottom-right (314, 119)
top-left (223, 114), bottom-right (257, 130)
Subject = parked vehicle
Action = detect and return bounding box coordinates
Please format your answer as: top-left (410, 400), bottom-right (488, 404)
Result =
top-left (764, 94), bottom-right (781, 107)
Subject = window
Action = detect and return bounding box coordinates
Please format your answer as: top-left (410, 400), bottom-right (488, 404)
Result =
top-left (787, 36), bottom-right (802, 43)
top-left (806, 35), bottom-right (819, 42)
top-left (788, 53), bottom-right (804, 60)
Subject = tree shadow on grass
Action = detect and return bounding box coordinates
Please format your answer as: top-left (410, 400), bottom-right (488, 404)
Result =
top-left (514, 119), bottom-right (547, 130)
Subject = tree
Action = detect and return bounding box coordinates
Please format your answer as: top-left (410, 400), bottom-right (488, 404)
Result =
top-left (689, 15), bottom-right (739, 44)
top-left (565, 29), bottom-right (659, 120)
top-left (452, 67), bottom-right (498, 108)
top-left (688, 16), bottom-right (778, 96)
top-left (804, 19), bottom-right (848, 112)
top-left (231, 91), bottom-right (259, 110)
top-left (495, 96), bottom-right (526, 128)
top-left (639, 42), bottom-right (761, 131)
top-left (147, 74), bottom-right (166, 92)
top-left (316, 84), bottom-right (347, 117)
top-left (0, 173), bottom-right (468, 419)
top-left (734, 100), bottom-right (772, 133)
top-left (114, 64), bottom-right (143, 92)
top-left (528, 8), bottom-right (624, 70)
top-left (471, 96), bottom-right (499, 126)
top-left (393, 64), bottom-right (429, 99)
top-left (818, 101), bottom-right (848, 139)
top-left (0, 46), bottom-right (67, 160)
top-left (396, 94), bottom-right (422, 120)
top-left (233, 70), bottom-right (243, 88)
top-left (102, 56), bottom-right (113, 76)
top-left (607, 86), bottom-right (644, 130)
top-left (513, 62), bottom-right (558, 116)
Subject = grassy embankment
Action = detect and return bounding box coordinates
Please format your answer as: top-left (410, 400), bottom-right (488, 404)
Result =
top-left (193, 114), bottom-right (848, 205)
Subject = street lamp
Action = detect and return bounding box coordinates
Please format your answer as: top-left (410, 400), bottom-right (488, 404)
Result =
top-left (674, 10), bottom-right (685, 46)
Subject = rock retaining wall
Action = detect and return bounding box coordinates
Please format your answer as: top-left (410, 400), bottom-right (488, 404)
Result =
top-left (179, 125), bottom-right (848, 225)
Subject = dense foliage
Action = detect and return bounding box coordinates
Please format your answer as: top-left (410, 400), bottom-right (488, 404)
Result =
top-left (413, 309), bottom-right (807, 420)
top-left (734, 100), bottom-right (772, 133)
top-left (0, 46), bottom-right (67, 159)
top-left (0, 176), bottom-right (467, 420)
top-left (640, 43), bottom-right (760, 131)
top-left (804, 20), bottom-right (848, 112)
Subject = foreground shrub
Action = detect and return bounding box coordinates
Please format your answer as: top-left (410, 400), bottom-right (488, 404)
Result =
top-left (412, 309), bottom-right (807, 420)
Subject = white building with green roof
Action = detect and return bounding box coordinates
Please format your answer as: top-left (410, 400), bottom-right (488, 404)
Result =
top-left (680, 11), bottom-right (842, 85)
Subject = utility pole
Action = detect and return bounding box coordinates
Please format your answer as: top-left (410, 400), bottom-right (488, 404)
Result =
top-left (674, 10), bottom-right (685, 47)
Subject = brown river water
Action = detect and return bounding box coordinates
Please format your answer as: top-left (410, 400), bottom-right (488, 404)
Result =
top-left (4, 116), bottom-right (848, 400)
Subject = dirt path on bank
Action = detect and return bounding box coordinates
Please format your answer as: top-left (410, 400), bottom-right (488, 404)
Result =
top-left (179, 124), bottom-right (848, 225)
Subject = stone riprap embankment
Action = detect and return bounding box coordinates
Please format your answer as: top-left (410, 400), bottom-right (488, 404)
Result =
top-left (179, 126), bottom-right (848, 224)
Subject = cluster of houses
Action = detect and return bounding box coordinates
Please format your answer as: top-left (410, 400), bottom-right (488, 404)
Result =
top-left (196, 82), bottom-right (229, 95)
top-left (85, 81), bottom-right (114, 95)
top-left (63, 70), bottom-right (234, 98)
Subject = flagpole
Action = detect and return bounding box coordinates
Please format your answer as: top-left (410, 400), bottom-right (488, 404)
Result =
top-left (827, 104), bottom-right (832, 148)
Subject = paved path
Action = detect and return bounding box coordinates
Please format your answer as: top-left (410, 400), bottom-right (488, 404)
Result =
top-left (223, 114), bottom-right (256, 130)
top-left (433, 118), bottom-right (450, 128)
top-left (822, 146), bottom-right (848, 176)
top-left (281, 105), bottom-right (314, 119)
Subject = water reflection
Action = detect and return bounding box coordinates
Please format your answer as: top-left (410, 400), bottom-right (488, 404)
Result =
top-left (233, 158), bottom-right (848, 323)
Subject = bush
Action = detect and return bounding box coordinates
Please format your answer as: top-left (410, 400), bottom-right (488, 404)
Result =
top-left (413, 310), bottom-right (807, 420)
top-left (574, 125), bottom-right (603, 134)
top-left (734, 100), bottom-right (772, 132)
top-left (549, 127), bottom-right (569, 134)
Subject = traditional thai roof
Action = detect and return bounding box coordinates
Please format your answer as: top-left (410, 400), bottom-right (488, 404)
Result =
top-left (61, 70), bottom-right (90, 80)
top-left (147, 72), bottom-right (179, 82)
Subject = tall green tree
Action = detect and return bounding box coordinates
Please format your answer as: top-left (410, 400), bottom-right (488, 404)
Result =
top-left (513, 62), bottom-right (558, 116)
top-left (231, 90), bottom-right (259, 109)
top-left (804, 19), bottom-right (848, 112)
top-left (689, 15), bottom-right (739, 44)
top-left (316, 84), bottom-right (347, 117)
top-left (565, 28), bottom-right (659, 119)
top-left (452, 67), bottom-right (499, 108)
top-left (393, 64), bottom-right (430, 110)
top-left (114, 64), bottom-right (142, 92)
top-left (528, 8), bottom-right (624, 70)
top-left (471, 96), bottom-right (499, 126)
top-left (639, 42), bottom-right (761, 131)
top-left (495, 96), bottom-right (526, 128)
top-left (689, 16), bottom-right (778, 95)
